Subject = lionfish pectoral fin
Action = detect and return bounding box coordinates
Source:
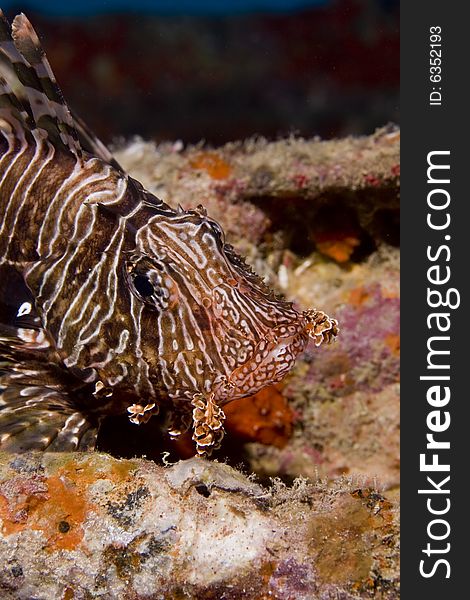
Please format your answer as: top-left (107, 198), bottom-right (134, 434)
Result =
top-left (191, 393), bottom-right (226, 457)
top-left (0, 363), bottom-right (100, 452)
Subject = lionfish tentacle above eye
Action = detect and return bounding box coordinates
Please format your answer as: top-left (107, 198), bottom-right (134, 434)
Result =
top-left (0, 11), bottom-right (338, 457)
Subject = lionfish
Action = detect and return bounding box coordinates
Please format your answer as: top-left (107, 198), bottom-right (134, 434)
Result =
top-left (0, 12), bottom-right (338, 456)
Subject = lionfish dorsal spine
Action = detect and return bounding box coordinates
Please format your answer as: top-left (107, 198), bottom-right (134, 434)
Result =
top-left (0, 11), bottom-right (84, 158)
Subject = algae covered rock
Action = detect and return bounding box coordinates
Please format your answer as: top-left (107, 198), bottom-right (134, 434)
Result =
top-left (0, 453), bottom-right (399, 599)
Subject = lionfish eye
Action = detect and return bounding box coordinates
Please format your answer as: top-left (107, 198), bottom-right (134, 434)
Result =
top-left (133, 274), bottom-right (154, 297)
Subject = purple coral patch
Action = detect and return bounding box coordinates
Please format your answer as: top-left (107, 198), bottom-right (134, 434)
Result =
top-left (303, 284), bottom-right (399, 395)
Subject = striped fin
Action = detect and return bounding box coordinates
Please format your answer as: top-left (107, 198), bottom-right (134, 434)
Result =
top-left (0, 11), bottom-right (123, 169)
top-left (0, 343), bottom-right (100, 451)
top-left (0, 70), bottom-right (34, 130)
top-left (0, 381), bottom-right (100, 452)
top-left (0, 344), bottom-right (100, 452)
top-left (0, 10), bottom-right (82, 159)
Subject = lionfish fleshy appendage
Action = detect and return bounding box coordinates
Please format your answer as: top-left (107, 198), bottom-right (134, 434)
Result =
top-left (127, 401), bottom-right (158, 425)
top-left (191, 394), bottom-right (226, 457)
top-left (303, 309), bottom-right (340, 346)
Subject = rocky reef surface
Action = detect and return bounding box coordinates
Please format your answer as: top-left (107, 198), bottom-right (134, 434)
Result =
top-left (0, 128), bottom-right (400, 598)
top-left (0, 453), bottom-right (399, 599)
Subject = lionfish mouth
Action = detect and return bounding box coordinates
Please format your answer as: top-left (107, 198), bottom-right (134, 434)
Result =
top-left (216, 309), bottom-right (339, 403)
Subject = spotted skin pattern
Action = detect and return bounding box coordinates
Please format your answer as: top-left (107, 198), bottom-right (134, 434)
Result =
top-left (0, 12), bottom-right (338, 456)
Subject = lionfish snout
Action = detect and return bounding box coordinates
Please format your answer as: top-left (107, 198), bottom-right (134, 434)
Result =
top-left (218, 309), bottom-right (338, 403)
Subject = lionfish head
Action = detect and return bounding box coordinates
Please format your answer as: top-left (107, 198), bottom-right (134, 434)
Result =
top-left (128, 205), bottom-right (338, 403)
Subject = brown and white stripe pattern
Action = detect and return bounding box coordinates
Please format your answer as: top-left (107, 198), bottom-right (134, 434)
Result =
top-left (0, 11), bottom-right (338, 455)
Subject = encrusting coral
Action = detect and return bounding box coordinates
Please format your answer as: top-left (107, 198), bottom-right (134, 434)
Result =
top-left (0, 453), bottom-right (399, 599)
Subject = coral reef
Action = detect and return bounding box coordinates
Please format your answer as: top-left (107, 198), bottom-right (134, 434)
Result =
top-left (0, 453), bottom-right (399, 599)
top-left (114, 125), bottom-right (399, 253)
top-left (246, 246), bottom-right (400, 488)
